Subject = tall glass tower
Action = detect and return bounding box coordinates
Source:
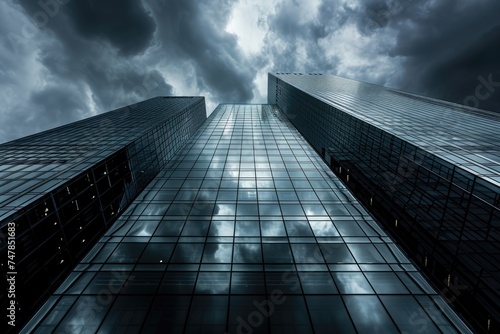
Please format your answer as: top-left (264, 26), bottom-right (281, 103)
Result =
top-left (17, 100), bottom-right (473, 333)
top-left (0, 97), bottom-right (206, 331)
top-left (269, 72), bottom-right (500, 333)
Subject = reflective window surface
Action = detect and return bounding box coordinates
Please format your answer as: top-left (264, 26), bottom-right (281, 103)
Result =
top-left (271, 73), bottom-right (499, 333)
top-left (22, 104), bottom-right (471, 333)
top-left (0, 97), bottom-right (206, 330)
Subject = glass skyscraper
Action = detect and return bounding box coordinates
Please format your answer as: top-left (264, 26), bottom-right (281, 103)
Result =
top-left (2, 72), bottom-right (495, 333)
top-left (269, 72), bottom-right (500, 333)
top-left (0, 97), bottom-right (206, 331)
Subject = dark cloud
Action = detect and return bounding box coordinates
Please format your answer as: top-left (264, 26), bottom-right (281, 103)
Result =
top-left (386, 0), bottom-right (500, 112)
top-left (354, 0), bottom-right (407, 34)
top-left (15, 0), bottom-right (156, 56)
top-left (146, 0), bottom-right (255, 103)
top-left (311, 1), bottom-right (350, 40)
top-left (0, 0), bottom-right (498, 144)
top-left (30, 83), bottom-right (87, 125)
top-left (0, 0), bottom-right (175, 142)
top-left (64, 0), bottom-right (156, 56)
top-left (414, 25), bottom-right (500, 111)
top-left (262, 0), bottom-right (350, 73)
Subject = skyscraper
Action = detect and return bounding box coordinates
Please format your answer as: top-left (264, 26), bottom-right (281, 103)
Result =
top-left (1, 97), bottom-right (206, 331)
top-left (269, 72), bottom-right (500, 333)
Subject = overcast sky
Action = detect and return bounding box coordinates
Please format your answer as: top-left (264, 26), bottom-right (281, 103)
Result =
top-left (0, 0), bottom-right (499, 143)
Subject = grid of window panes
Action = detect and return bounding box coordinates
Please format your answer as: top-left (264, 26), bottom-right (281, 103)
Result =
top-left (1, 97), bottom-right (206, 332)
top-left (0, 97), bottom-right (205, 221)
top-left (269, 73), bottom-right (500, 188)
top-left (23, 104), bottom-right (471, 333)
top-left (270, 73), bottom-right (499, 333)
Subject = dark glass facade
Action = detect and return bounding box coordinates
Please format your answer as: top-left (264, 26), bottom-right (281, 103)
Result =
top-left (1, 97), bottom-right (206, 330)
top-left (21, 104), bottom-right (470, 333)
top-left (269, 72), bottom-right (500, 333)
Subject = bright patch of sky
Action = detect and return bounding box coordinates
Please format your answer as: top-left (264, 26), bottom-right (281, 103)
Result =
top-left (225, 0), bottom-right (273, 55)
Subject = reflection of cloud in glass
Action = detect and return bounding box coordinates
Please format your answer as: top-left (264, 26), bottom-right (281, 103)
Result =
top-left (171, 244), bottom-right (203, 263)
top-left (302, 204), bottom-right (327, 216)
top-left (209, 161), bottom-right (224, 169)
top-left (214, 203), bottom-right (236, 215)
top-left (240, 170), bottom-right (255, 178)
top-left (255, 163), bottom-right (270, 169)
top-left (347, 244), bottom-right (383, 263)
top-left (226, 168), bottom-right (239, 178)
top-left (223, 115), bottom-right (235, 135)
top-left (209, 220), bottom-right (234, 236)
top-left (290, 244), bottom-right (323, 263)
top-left (256, 179), bottom-right (273, 188)
top-left (195, 272), bottom-right (230, 294)
top-left (345, 296), bottom-right (386, 330)
top-left (235, 220), bottom-right (259, 236)
top-left (237, 203), bottom-right (258, 215)
top-left (180, 220), bottom-right (209, 236)
top-left (259, 204), bottom-right (281, 216)
top-left (175, 190), bottom-right (198, 201)
top-left (142, 203), bottom-right (168, 216)
top-left (261, 221), bottom-right (286, 236)
top-left (214, 244), bottom-right (232, 263)
top-left (238, 190), bottom-right (257, 200)
top-left (285, 220), bottom-right (312, 236)
top-left (63, 296), bottom-right (111, 330)
top-left (334, 272), bottom-right (373, 294)
top-left (239, 178), bottom-right (256, 188)
top-left (134, 227), bottom-right (152, 237)
top-left (127, 220), bottom-right (159, 236)
top-left (233, 244), bottom-right (261, 263)
top-left (309, 220), bottom-right (339, 236)
top-left (203, 244), bottom-right (232, 263)
top-left (258, 190), bottom-right (277, 201)
top-left (107, 243), bottom-right (145, 263)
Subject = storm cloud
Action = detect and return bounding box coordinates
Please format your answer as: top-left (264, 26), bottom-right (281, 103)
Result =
top-left (388, 0), bottom-right (500, 111)
top-left (0, 0), bottom-right (498, 143)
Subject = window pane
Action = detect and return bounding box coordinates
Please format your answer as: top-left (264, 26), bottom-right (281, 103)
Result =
top-left (285, 220), bottom-right (313, 236)
top-left (231, 272), bottom-right (266, 294)
top-left (365, 272), bottom-right (409, 294)
top-left (347, 244), bottom-right (384, 263)
top-left (305, 296), bottom-right (356, 333)
top-left (235, 220), bottom-right (260, 236)
top-left (261, 221), bottom-right (286, 236)
top-left (290, 244), bottom-right (324, 263)
top-left (380, 295), bottom-right (441, 333)
top-left (98, 296), bottom-right (153, 332)
top-left (344, 295), bottom-right (399, 333)
top-left (159, 272), bottom-right (197, 294)
top-left (269, 296), bottom-right (313, 333)
top-left (299, 272), bottom-right (338, 294)
top-left (209, 221), bottom-right (234, 236)
top-left (185, 296), bottom-right (228, 333)
top-left (170, 244), bottom-right (204, 263)
top-left (320, 244), bottom-right (355, 263)
top-left (202, 244), bottom-right (232, 263)
top-left (154, 221), bottom-right (184, 236)
top-left (139, 243), bottom-right (174, 263)
top-left (233, 244), bottom-right (262, 263)
top-left (195, 272), bottom-right (230, 294)
top-left (143, 296), bottom-right (191, 333)
top-left (332, 272), bottom-right (373, 294)
top-left (263, 244), bottom-right (293, 263)
top-left (309, 220), bottom-right (339, 236)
